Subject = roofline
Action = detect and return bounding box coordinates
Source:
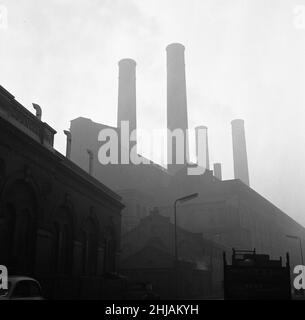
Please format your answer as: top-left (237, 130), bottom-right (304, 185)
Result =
top-left (0, 116), bottom-right (124, 209)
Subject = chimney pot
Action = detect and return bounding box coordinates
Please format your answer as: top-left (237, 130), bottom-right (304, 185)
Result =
top-left (32, 103), bottom-right (42, 120)
top-left (213, 163), bottom-right (222, 180)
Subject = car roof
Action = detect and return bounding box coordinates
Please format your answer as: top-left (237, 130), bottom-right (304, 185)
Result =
top-left (8, 276), bottom-right (40, 283)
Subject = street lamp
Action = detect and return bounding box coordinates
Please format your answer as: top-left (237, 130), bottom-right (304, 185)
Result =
top-left (286, 234), bottom-right (304, 265)
top-left (174, 192), bottom-right (199, 298)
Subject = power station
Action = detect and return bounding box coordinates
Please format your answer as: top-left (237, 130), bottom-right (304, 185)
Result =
top-left (68, 43), bottom-right (305, 296)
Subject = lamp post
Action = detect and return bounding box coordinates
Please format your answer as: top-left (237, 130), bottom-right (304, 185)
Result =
top-left (286, 234), bottom-right (304, 265)
top-left (209, 234), bottom-right (221, 297)
top-left (174, 192), bottom-right (199, 298)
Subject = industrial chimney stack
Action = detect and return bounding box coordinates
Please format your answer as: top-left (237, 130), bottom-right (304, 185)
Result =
top-left (166, 43), bottom-right (189, 174)
top-left (231, 119), bottom-right (250, 186)
top-left (117, 58), bottom-right (137, 153)
top-left (195, 126), bottom-right (210, 170)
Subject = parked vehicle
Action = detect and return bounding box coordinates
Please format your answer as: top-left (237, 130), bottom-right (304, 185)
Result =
top-left (0, 276), bottom-right (44, 300)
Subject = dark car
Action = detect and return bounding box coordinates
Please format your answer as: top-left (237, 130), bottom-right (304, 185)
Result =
top-left (0, 276), bottom-right (44, 300)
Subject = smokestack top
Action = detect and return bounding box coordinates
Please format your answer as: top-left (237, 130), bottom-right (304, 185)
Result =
top-left (231, 119), bottom-right (244, 126)
top-left (195, 125), bottom-right (208, 130)
top-left (118, 58), bottom-right (137, 68)
top-left (166, 43), bottom-right (185, 52)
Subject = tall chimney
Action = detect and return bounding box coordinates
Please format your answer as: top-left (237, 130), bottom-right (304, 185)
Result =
top-left (213, 163), bottom-right (222, 180)
top-left (231, 119), bottom-right (250, 186)
top-left (166, 43), bottom-right (188, 174)
top-left (117, 58), bottom-right (137, 154)
top-left (195, 126), bottom-right (210, 170)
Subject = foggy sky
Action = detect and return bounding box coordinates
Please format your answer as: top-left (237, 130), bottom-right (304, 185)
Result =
top-left (1, 0), bottom-right (305, 227)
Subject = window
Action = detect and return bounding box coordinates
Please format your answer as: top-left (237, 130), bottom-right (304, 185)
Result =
top-left (53, 223), bottom-right (71, 274)
top-left (53, 207), bottom-right (73, 275)
top-left (104, 228), bottom-right (116, 273)
top-left (82, 218), bottom-right (98, 276)
top-left (53, 223), bottom-right (60, 273)
top-left (0, 158), bottom-right (5, 178)
top-left (62, 224), bottom-right (70, 273)
top-left (4, 180), bottom-right (37, 274)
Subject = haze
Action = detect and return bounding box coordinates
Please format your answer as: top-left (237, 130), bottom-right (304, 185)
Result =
top-left (0, 0), bottom-right (304, 227)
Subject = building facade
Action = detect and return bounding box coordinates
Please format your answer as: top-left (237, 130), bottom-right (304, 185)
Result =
top-left (0, 85), bottom-right (125, 299)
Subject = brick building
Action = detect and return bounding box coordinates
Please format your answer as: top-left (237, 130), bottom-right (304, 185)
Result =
top-left (0, 85), bottom-right (125, 299)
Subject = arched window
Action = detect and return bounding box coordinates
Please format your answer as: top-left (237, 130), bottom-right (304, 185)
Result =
top-left (0, 203), bottom-right (16, 268)
top-left (82, 218), bottom-right (98, 276)
top-left (1, 180), bottom-right (37, 275)
top-left (14, 209), bottom-right (32, 272)
top-left (53, 207), bottom-right (73, 275)
top-left (62, 224), bottom-right (70, 274)
top-left (104, 227), bottom-right (116, 273)
top-left (53, 222), bottom-right (60, 273)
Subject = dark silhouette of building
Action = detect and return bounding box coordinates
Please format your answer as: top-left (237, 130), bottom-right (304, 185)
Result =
top-left (0, 85), bottom-right (125, 299)
top-left (120, 207), bottom-right (226, 299)
top-left (70, 116), bottom-right (170, 234)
